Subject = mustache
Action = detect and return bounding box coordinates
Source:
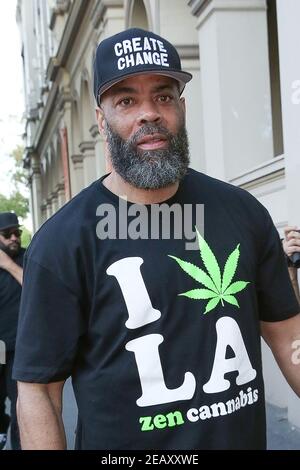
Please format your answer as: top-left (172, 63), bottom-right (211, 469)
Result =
top-left (129, 124), bottom-right (172, 146)
top-left (8, 241), bottom-right (20, 247)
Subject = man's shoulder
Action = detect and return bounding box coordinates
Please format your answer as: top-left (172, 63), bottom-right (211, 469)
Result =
top-left (186, 168), bottom-right (262, 203)
top-left (26, 180), bottom-right (101, 259)
top-left (37, 180), bottom-right (99, 230)
top-left (185, 168), bottom-right (270, 223)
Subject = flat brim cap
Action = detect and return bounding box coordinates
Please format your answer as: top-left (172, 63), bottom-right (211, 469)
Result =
top-left (93, 28), bottom-right (192, 105)
top-left (0, 212), bottom-right (20, 231)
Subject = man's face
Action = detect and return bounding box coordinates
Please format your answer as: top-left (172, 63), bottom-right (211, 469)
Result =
top-left (96, 74), bottom-right (190, 189)
top-left (0, 227), bottom-right (21, 257)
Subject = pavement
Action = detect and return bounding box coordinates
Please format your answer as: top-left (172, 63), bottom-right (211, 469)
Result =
top-left (5, 378), bottom-right (300, 450)
top-left (266, 402), bottom-right (300, 450)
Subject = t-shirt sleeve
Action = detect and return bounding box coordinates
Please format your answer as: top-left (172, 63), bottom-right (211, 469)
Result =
top-left (13, 256), bottom-right (86, 383)
top-left (256, 211), bottom-right (300, 322)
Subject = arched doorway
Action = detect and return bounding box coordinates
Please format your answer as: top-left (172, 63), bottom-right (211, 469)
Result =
top-left (127, 0), bottom-right (150, 29)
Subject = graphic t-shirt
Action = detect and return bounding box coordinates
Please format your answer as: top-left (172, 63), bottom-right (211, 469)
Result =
top-left (13, 169), bottom-right (299, 449)
top-left (0, 248), bottom-right (25, 351)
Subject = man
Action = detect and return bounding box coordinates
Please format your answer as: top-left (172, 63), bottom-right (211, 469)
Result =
top-left (282, 226), bottom-right (300, 304)
top-left (0, 212), bottom-right (23, 450)
top-left (13, 28), bottom-right (300, 450)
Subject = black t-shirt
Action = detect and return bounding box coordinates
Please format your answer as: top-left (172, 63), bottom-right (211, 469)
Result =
top-left (0, 248), bottom-right (25, 351)
top-left (13, 169), bottom-right (299, 449)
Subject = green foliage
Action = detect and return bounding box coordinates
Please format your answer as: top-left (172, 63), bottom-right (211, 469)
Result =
top-left (0, 192), bottom-right (29, 219)
top-left (21, 226), bottom-right (32, 248)
top-left (9, 145), bottom-right (28, 188)
top-left (0, 144), bottom-right (30, 220)
top-left (169, 229), bottom-right (249, 314)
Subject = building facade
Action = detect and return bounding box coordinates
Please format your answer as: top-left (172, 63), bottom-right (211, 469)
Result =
top-left (17, 0), bottom-right (300, 427)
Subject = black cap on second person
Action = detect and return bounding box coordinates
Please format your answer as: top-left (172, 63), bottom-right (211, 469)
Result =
top-left (93, 28), bottom-right (192, 105)
top-left (0, 212), bottom-right (20, 231)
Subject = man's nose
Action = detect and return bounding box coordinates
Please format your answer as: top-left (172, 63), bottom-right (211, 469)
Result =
top-left (9, 233), bottom-right (18, 241)
top-left (137, 101), bottom-right (162, 125)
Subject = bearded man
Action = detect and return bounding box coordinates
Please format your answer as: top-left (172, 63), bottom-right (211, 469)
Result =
top-left (13, 29), bottom-right (300, 450)
top-left (0, 212), bottom-right (23, 450)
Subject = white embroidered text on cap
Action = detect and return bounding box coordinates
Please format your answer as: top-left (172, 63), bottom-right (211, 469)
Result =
top-left (114, 36), bottom-right (170, 71)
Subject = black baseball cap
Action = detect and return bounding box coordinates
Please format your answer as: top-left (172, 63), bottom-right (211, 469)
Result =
top-left (93, 28), bottom-right (192, 105)
top-left (0, 212), bottom-right (20, 231)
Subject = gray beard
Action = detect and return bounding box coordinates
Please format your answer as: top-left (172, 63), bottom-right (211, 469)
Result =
top-left (105, 121), bottom-right (190, 189)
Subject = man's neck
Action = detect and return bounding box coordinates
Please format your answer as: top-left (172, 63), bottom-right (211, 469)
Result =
top-left (102, 170), bottom-right (179, 204)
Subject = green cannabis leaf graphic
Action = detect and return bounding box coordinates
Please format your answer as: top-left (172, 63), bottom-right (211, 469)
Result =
top-left (168, 228), bottom-right (249, 314)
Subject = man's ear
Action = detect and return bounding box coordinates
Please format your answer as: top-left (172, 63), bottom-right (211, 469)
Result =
top-left (96, 107), bottom-right (107, 139)
top-left (180, 97), bottom-right (186, 116)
